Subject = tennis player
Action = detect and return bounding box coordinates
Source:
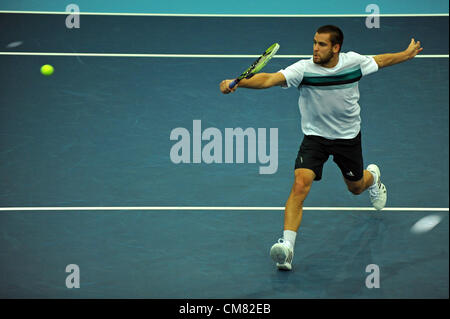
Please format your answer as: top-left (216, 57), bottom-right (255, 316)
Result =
top-left (220, 25), bottom-right (423, 270)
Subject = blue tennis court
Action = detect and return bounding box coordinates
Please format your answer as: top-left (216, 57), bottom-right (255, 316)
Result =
top-left (0, 3), bottom-right (448, 300)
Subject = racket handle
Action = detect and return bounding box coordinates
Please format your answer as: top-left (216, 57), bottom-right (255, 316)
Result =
top-left (229, 79), bottom-right (238, 89)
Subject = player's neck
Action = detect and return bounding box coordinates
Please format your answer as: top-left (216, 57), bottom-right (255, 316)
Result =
top-left (321, 54), bottom-right (339, 68)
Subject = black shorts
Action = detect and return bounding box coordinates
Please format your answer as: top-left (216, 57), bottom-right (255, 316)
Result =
top-left (294, 132), bottom-right (364, 181)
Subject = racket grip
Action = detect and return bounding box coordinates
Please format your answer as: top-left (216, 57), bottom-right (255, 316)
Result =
top-left (229, 79), bottom-right (238, 89)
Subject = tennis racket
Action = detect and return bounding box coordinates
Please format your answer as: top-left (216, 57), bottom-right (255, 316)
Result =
top-left (228, 43), bottom-right (280, 89)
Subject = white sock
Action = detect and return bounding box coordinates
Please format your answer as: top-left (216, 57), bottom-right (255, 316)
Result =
top-left (369, 170), bottom-right (378, 187)
top-left (283, 230), bottom-right (297, 249)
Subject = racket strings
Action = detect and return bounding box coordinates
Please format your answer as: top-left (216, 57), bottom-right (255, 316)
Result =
top-left (235, 43), bottom-right (280, 81)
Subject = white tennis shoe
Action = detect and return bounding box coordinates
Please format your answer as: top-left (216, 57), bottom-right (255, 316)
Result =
top-left (367, 164), bottom-right (387, 210)
top-left (270, 239), bottom-right (294, 270)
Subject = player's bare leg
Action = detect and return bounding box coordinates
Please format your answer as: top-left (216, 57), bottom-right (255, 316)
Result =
top-left (270, 168), bottom-right (315, 270)
top-left (284, 168), bottom-right (316, 231)
top-left (344, 170), bottom-right (374, 195)
top-left (344, 165), bottom-right (387, 210)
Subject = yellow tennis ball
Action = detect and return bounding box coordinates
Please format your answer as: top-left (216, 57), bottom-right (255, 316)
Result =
top-left (40, 64), bottom-right (54, 76)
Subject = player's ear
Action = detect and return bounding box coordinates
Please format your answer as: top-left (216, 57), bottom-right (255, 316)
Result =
top-left (333, 43), bottom-right (341, 54)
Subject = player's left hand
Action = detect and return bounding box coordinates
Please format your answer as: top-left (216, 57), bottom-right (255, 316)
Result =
top-left (405, 38), bottom-right (423, 59)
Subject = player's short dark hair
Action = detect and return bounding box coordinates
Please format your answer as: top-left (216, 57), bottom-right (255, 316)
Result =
top-left (316, 25), bottom-right (344, 51)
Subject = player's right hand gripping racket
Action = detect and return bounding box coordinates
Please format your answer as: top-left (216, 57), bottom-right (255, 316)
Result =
top-left (229, 43), bottom-right (280, 89)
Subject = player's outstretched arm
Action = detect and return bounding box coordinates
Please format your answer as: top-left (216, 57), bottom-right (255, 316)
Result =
top-left (220, 72), bottom-right (286, 94)
top-left (374, 38), bottom-right (423, 69)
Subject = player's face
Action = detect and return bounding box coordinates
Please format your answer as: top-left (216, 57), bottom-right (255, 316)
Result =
top-left (313, 33), bottom-right (338, 65)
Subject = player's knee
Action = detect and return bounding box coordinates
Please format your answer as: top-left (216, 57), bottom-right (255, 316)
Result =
top-left (293, 178), bottom-right (312, 197)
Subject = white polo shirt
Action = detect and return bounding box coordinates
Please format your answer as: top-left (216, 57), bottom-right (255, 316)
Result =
top-left (279, 51), bottom-right (378, 140)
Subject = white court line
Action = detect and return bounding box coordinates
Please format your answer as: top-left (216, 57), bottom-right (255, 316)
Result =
top-left (0, 52), bottom-right (448, 58)
top-left (0, 207), bottom-right (448, 212)
top-left (0, 10), bottom-right (448, 17)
